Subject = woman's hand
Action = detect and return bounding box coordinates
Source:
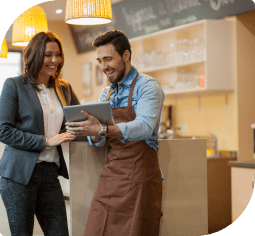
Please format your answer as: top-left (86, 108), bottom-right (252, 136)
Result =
top-left (45, 132), bottom-right (76, 147)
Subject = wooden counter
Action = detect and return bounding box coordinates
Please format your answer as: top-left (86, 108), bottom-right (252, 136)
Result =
top-left (69, 139), bottom-right (208, 236)
top-left (228, 160), bottom-right (255, 222)
top-left (207, 157), bottom-right (237, 234)
top-left (229, 160), bottom-right (255, 169)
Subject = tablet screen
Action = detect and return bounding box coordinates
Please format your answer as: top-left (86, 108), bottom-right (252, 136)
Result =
top-left (63, 102), bottom-right (115, 125)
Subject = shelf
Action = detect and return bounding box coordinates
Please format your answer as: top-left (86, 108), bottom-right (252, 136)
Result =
top-left (130, 19), bottom-right (235, 97)
top-left (129, 20), bottom-right (205, 43)
top-left (163, 88), bottom-right (233, 97)
top-left (138, 59), bottom-right (205, 73)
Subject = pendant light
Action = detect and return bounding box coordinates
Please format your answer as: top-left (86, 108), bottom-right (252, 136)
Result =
top-left (12, 5), bottom-right (48, 47)
top-left (65, 0), bottom-right (112, 25)
top-left (0, 38), bottom-right (8, 58)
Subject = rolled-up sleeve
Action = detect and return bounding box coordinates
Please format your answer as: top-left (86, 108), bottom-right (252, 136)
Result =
top-left (117, 79), bottom-right (164, 143)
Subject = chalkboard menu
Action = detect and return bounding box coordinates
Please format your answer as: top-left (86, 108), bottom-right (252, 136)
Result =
top-left (69, 23), bottom-right (115, 53)
top-left (70, 0), bottom-right (255, 54)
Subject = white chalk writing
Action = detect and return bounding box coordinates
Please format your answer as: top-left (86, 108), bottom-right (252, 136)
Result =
top-left (163, 0), bottom-right (201, 14)
top-left (121, 6), bottom-right (157, 33)
top-left (203, 0), bottom-right (235, 11)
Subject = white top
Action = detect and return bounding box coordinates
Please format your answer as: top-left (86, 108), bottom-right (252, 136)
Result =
top-left (36, 84), bottom-right (64, 166)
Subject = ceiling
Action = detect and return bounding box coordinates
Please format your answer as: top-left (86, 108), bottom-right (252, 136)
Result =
top-left (5, 0), bottom-right (123, 43)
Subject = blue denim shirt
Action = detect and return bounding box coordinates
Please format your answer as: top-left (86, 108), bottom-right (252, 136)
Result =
top-left (88, 67), bottom-right (165, 152)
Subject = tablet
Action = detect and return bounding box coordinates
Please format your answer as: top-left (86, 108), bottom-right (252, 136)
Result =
top-left (63, 101), bottom-right (115, 125)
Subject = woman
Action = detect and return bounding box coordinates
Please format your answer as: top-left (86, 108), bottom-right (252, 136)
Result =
top-left (0, 32), bottom-right (80, 236)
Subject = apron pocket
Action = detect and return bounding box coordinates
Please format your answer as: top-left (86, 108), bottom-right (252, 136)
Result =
top-left (99, 160), bottom-right (135, 196)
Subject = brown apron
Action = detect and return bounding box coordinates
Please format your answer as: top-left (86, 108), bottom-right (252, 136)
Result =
top-left (84, 74), bottom-right (162, 236)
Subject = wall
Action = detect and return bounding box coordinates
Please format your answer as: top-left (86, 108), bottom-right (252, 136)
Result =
top-left (151, 16), bottom-right (239, 153)
top-left (235, 12), bottom-right (255, 161)
top-left (161, 13), bottom-right (255, 160)
top-left (164, 93), bottom-right (238, 151)
top-left (47, 12), bottom-right (255, 159)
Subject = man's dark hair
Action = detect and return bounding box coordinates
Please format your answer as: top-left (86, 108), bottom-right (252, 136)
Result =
top-left (92, 30), bottom-right (132, 61)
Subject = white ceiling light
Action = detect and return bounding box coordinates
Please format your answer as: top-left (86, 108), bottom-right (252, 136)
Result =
top-left (56, 9), bottom-right (63, 14)
top-left (65, 0), bottom-right (112, 25)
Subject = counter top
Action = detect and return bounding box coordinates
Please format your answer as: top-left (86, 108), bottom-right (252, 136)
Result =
top-left (207, 156), bottom-right (237, 159)
top-left (228, 160), bottom-right (255, 169)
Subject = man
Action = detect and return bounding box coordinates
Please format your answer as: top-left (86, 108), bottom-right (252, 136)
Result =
top-left (66, 30), bottom-right (165, 236)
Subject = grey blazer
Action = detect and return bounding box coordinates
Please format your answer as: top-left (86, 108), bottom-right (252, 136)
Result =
top-left (0, 76), bottom-right (80, 185)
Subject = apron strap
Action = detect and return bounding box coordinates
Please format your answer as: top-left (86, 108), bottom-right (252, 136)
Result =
top-left (128, 73), bottom-right (139, 107)
top-left (105, 90), bottom-right (114, 102)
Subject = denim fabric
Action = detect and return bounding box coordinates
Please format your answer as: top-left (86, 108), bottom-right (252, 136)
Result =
top-left (0, 162), bottom-right (69, 236)
top-left (88, 66), bottom-right (165, 152)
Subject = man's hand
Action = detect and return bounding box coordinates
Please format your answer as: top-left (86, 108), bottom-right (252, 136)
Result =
top-left (65, 110), bottom-right (102, 137)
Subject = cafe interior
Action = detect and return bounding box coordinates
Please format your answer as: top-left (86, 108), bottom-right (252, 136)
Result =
top-left (1, 0), bottom-right (255, 235)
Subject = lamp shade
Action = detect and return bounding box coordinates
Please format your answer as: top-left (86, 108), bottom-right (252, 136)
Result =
top-left (0, 38), bottom-right (8, 58)
top-left (12, 5), bottom-right (48, 47)
top-left (65, 0), bottom-right (112, 25)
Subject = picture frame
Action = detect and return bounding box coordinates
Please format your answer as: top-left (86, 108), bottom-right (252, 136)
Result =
top-left (82, 63), bottom-right (92, 95)
top-left (96, 64), bottom-right (103, 85)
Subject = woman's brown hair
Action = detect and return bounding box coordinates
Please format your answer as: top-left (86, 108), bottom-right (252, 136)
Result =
top-left (22, 31), bottom-right (64, 89)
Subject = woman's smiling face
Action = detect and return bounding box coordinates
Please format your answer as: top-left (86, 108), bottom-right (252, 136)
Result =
top-left (38, 42), bottom-right (62, 81)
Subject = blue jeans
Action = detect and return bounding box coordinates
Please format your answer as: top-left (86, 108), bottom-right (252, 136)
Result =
top-left (0, 162), bottom-right (69, 236)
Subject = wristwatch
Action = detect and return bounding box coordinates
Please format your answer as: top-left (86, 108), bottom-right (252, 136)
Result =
top-left (98, 124), bottom-right (108, 137)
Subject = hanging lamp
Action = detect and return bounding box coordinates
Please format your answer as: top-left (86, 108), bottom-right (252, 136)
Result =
top-left (12, 5), bottom-right (48, 47)
top-left (65, 0), bottom-right (112, 25)
top-left (0, 37), bottom-right (8, 58)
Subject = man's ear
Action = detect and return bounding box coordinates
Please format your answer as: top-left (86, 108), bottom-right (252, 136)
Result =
top-left (123, 50), bottom-right (130, 62)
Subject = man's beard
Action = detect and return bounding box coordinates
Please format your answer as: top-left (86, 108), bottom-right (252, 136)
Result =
top-left (106, 61), bottom-right (126, 84)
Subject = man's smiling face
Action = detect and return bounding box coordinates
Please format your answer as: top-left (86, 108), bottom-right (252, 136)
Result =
top-left (96, 43), bottom-right (126, 84)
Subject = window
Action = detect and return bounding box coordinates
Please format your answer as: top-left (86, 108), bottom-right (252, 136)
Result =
top-left (0, 52), bottom-right (22, 94)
